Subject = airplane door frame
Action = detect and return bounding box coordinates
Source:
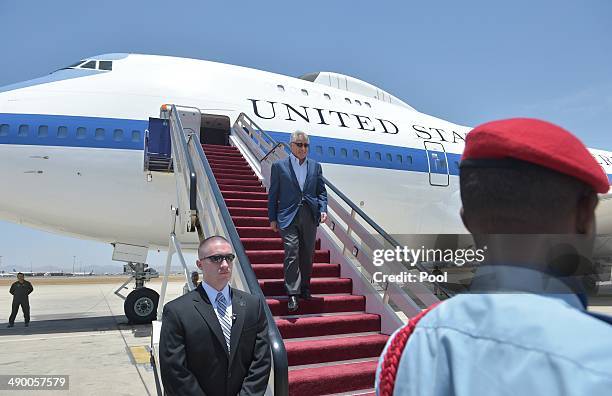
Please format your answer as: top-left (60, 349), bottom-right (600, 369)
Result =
top-left (424, 141), bottom-right (450, 187)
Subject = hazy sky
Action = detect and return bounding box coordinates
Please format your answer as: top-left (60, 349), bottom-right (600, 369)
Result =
top-left (0, 0), bottom-right (611, 271)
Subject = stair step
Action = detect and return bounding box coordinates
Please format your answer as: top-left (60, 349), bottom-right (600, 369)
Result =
top-left (203, 150), bottom-right (244, 157)
top-left (252, 263), bottom-right (339, 279)
top-left (219, 185), bottom-right (267, 193)
top-left (232, 216), bottom-right (271, 227)
top-left (259, 278), bottom-right (351, 296)
top-left (276, 313), bottom-right (381, 339)
top-left (205, 153), bottom-right (248, 161)
top-left (226, 199), bottom-right (268, 209)
top-left (288, 361), bottom-right (378, 396)
top-left (236, 227), bottom-right (279, 238)
top-left (202, 144), bottom-right (238, 151)
top-left (228, 207), bottom-right (268, 217)
top-left (267, 295), bottom-right (365, 316)
top-left (247, 249), bottom-right (330, 264)
top-left (214, 173), bottom-right (260, 182)
top-left (285, 334), bottom-right (388, 366)
top-left (212, 168), bottom-right (255, 176)
top-left (241, 238), bottom-right (321, 251)
top-left (211, 168), bottom-right (255, 177)
top-left (207, 159), bottom-right (250, 167)
top-left (217, 178), bottom-right (263, 187)
top-left (222, 191), bottom-right (269, 200)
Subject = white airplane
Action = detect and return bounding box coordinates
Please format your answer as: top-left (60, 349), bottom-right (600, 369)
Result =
top-left (1, 53), bottom-right (611, 321)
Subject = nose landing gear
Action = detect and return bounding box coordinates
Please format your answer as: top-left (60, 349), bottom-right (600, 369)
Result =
top-left (114, 260), bottom-right (161, 324)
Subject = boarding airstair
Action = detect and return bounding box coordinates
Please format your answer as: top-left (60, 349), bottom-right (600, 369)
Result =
top-left (149, 105), bottom-right (447, 395)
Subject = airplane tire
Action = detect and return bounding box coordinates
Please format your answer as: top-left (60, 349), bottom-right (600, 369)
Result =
top-left (124, 288), bottom-right (159, 324)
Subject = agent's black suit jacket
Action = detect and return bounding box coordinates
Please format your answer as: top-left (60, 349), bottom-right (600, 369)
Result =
top-left (159, 285), bottom-right (271, 396)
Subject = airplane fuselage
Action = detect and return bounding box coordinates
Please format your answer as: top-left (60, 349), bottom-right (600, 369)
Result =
top-left (1, 54), bottom-right (611, 252)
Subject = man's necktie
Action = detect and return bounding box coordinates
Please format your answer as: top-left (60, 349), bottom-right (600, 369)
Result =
top-left (215, 292), bottom-right (231, 352)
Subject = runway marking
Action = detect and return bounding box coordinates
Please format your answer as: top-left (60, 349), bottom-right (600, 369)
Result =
top-left (0, 331), bottom-right (120, 343)
top-left (129, 346), bottom-right (151, 364)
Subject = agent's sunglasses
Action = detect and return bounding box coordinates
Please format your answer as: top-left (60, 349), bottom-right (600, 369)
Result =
top-left (292, 142), bottom-right (309, 148)
top-left (201, 254), bottom-right (236, 264)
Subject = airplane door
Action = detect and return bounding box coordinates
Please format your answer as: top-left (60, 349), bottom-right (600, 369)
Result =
top-left (424, 141), bottom-right (449, 187)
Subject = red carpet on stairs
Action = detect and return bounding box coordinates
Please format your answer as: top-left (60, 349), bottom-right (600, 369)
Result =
top-left (203, 144), bottom-right (388, 395)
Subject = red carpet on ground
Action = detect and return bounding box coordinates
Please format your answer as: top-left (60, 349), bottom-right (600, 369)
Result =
top-left (204, 144), bottom-right (388, 395)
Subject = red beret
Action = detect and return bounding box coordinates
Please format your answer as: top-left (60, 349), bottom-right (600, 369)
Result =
top-left (461, 118), bottom-right (609, 193)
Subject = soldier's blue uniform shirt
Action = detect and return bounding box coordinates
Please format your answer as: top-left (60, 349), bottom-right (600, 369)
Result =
top-left (376, 265), bottom-right (612, 395)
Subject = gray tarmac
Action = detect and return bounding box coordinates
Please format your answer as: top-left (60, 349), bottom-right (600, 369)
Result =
top-left (0, 277), bottom-right (184, 396)
top-left (0, 276), bottom-right (610, 396)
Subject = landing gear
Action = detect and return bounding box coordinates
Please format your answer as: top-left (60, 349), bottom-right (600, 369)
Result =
top-left (124, 287), bottom-right (160, 324)
top-left (113, 257), bottom-right (161, 324)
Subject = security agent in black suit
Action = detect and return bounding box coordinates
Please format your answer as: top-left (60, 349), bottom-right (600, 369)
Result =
top-left (160, 236), bottom-right (271, 396)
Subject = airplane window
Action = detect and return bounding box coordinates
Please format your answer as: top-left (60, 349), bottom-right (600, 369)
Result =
top-left (345, 98), bottom-right (351, 104)
top-left (57, 126), bottom-right (68, 138)
top-left (81, 60), bottom-right (96, 69)
top-left (352, 149), bottom-right (359, 159)
top-left (386, 153), bottom-right (392, 162)
top-left (406, 155), bottom-right (413, 164)
top-left (38, 125), bottom-right (48, 137)
top-left (0, 124), bottom-right (9, 136)
top-left (18, 125), bottom-right (29, 137)
top-left (68, 60), bottom-right (85, 68)
top-left (99, 61), bottom-right (112, 71)
top-left (355, 100), bottom-right (362, 106)
top-left (315, 145), bottom-right (323, 155)
top-left (340, 148), bottom-right (347, 158)
top-left (365, 102), bottom-right (371, 108)
top-left (396, 154), bottom-right (402, 163)
top-left (95, 128), bottom-right (105, 140)
top-left (375, 152), bottom-right (381, 161)
top-left (113, 129), bottom-right (124, 141)
top-left (328, 147), bottom-right (335, 156)
top-left (364, 151), bottom-right (371, 160)
top-left (76, 127), bottom-right (87, 139)
top-left (131, 130), bottom-right (141, 142)
top-left (277, 85), bottom-right (285, 92)
top-left (324, 93), bottom-right (331, 100)
top-left (301, 89), bottom-right (308, 96)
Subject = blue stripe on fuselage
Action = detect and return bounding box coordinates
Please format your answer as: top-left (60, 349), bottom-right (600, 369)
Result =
top-left (0, 113), bottom-right (147, 150)
top-left (1, 113), bottom-right (610, 183)
top-left (265, 131), bottom-right (461, 176)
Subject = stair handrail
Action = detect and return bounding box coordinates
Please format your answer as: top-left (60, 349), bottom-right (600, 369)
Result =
top-left (233, 112), bottom-right (452, 304)
top-left (168, 105), bottom-right (289, 396)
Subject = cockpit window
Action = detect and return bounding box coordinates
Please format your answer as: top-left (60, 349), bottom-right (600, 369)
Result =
top-left (58, 59), bottom-right (113, 72)
top-left (80, 61), bottom-right (97, 69)
top-left (98, 61), bottom-right (112, 71)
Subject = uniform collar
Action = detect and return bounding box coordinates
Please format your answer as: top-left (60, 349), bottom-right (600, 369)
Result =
top-left (470, 264), bottom-right (586, 310)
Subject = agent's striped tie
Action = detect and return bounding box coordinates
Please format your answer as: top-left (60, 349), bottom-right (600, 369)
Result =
top-left (215, 292), bottom-right (231, 352)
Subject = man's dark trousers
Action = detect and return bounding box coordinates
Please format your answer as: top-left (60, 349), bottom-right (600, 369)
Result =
top-left (9, 298), bottom-right (30, 325)
top-left (280, 205), bottom-right (317, 296)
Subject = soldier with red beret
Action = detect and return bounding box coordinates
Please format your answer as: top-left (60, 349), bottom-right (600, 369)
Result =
top-left (376, 118), bottom-right (612, 395)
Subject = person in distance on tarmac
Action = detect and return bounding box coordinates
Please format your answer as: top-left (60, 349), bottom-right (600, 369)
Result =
top-left (7, 272), bottom-right (33, 328)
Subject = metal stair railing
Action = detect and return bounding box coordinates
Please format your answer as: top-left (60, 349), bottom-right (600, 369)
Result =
top-left (232, 113), bottom-right (451, 320)
top-left (158, 105), bottom-right (288, 396)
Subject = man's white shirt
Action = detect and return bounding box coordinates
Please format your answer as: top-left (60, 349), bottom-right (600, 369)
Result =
top-left (201, 281), bottom-right (233, 328)
top-left (290, 154), bottom-right (307, 192)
